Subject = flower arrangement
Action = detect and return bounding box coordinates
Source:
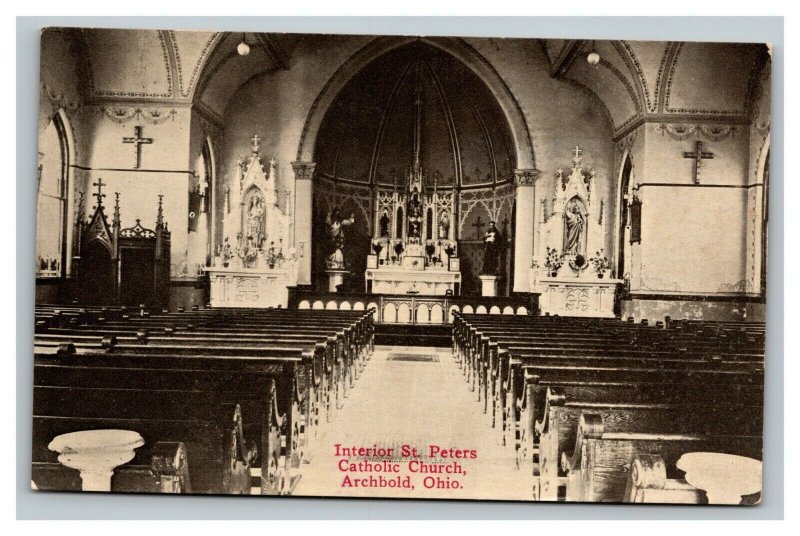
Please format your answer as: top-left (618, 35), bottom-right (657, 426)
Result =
top-left (531, 259), bottom-right (540, 270)
top-left (394, 241), bottom-right (405, 258)
top-left (219, 238), bottom-right (234, 266)
top-left (589, 250), bottom-right (612, 277)
top-left (544, 247), bottom-right (565, 275)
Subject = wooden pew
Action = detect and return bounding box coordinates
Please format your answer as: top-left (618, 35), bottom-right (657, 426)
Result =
top-left (559, 415), bottom-right (762, 503)
top-left (32, 380), bottom-right (257, 494)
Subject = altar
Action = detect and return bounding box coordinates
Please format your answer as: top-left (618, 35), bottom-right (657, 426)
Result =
top-left (360, 140), bottom-right (462, 295)
top-left (366, 267), bottom-right (460, 295)
top-left (205, 134), bottom-right (298, 308)
top-left (204, 266), bottom-right (292, 308)
top-left (530, 146), bottom-right (621, 318)
top-left (532, 276), bottom-right (621, 318)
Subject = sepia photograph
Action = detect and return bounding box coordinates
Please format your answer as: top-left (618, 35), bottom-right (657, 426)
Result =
top-left (29, 24), bottom-right (770, 506)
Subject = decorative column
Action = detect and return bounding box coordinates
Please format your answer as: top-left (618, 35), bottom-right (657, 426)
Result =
top-left (513, 168), bottom-right (539, 293)
top-left (291, 161), bottom-right (316, 285)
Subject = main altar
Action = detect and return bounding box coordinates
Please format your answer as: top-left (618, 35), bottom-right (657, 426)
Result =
top-left (530, 147), bottom-right (622, 317)
top-left (203, 136), bottom-right (298, 308)
top-left (363, 156), bottom-right (460, 295)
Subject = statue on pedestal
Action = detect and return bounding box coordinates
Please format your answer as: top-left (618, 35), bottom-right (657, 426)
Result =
top-left (246, 194), bottom-right (266, 249)
top-left (325, 207), bottom-right (355, 270)
top-left (438, 210), bottom-right (450, 239)
top-left (481, 220), bottom-right (499, 275)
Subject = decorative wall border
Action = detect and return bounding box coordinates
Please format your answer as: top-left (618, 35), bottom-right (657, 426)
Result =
top-left (652, 123), bottom-right (739, 142)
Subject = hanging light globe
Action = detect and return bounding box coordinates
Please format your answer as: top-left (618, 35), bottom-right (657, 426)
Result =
top-left (587, 51), bottom-right (600, 65)
top-left (237, 40), bottom-right (251, 56)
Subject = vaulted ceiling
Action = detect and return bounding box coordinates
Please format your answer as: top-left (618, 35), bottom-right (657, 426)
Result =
top-left (57, 30), bottom-right (769, 138)
top-left (542, 39), bottom-right (769, 137)
top-left (67, 28), bottom-right (298, 125)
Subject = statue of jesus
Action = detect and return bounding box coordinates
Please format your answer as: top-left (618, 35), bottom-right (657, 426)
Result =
top-left (564, 201), bottom-right (585, 255)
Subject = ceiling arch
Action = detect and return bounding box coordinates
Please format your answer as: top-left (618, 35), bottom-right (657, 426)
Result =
top-left (546, 39), bottom-right (769, 137)
top-left (62, 30), bottom-right (769, 141)
top-left (295, 35), bottom-right (536, 171)
top-left (313, 42), bottom-right (517, 188)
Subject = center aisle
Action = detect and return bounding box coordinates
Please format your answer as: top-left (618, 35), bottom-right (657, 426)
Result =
top-left (294, 345), bottom-right (532, 500)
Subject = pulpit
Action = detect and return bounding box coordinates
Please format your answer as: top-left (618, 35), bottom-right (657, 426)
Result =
top-left (530, 147), bottom-right (621, 317)
top-left (205, 135), bottom-right (298, 308)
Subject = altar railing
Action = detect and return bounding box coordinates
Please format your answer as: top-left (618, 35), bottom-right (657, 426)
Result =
top-left (288, 290), bottom-right (538, 325)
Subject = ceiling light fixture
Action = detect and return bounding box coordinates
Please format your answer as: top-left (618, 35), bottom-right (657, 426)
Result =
top-left (237, 33), bottom-right (251, 56)
top-left (586, 40), bottom-right (600, 65)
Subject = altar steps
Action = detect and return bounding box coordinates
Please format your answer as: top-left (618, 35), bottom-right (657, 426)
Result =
top-left (374, 323), bottom-right (451, 348)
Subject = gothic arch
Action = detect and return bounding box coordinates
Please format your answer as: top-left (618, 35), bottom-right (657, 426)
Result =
top-left (615, 150), bottom-right (634, 278)
top-left (295, 36), bottom-right (536, 170)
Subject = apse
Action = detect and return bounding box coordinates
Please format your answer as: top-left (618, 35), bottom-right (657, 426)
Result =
top-left (312, 42), bottom-right (518, 295)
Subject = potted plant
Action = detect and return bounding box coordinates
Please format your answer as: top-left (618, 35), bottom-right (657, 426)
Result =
top-left (544, 247), bottom-right (565, 277)
top-left (590, 250), bottom-right (612, 278)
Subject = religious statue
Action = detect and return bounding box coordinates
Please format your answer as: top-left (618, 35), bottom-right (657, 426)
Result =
top-left (325, 207), bottom-right (355, 270)
top-left (407, 191), bottom-right (422, 238)
top-left (481, 220), bottom-right (499, 275)
top-left (379, 210), bottom-right (391, 238)
top-left (438, 210), bottom-right (450, 239)
top-left (564, 199), bottom-right (585, 255)
top-left (246, 194), bottom-right (266, 249)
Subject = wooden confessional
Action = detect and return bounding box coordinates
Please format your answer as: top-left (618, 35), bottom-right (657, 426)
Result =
top-left (75, 180), bottom-right (171, 307)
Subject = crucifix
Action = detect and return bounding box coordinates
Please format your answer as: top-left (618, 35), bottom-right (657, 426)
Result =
top-left (250, 134), bottom-right (261, 154)
top-left (572, 145), bottom-right (583, 164)
top-left (472, 215), bottom-right (485, 239)
top-left (683, 140), bottom-right (714, 184)
top-left (122, 126), bottom-right (153, 169)
top-left (92, 178), bottom-right (106, 209)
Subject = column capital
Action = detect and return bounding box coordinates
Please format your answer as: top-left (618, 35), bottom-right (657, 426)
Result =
top-left (513, 168), bottom-right (540, 187)
top-left (291, 161), bottom-right (316, 181)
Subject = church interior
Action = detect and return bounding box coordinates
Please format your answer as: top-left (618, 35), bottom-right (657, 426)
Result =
top-left (32, 29), bottom-right (769, 503)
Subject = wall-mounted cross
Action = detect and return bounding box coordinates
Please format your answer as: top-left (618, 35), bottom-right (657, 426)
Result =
top-left (122, 126), bottom-right (153, 169)
top-left (472, 216), bottom-right (485, 238)
top-left (572, 145), bottom-right (583, 161)
top-left (251, 134), bottom-right (261, 153)
top-left (683, 140), bottom-right (714, 184)
top-left (92, 178), bottom-right (106, 208)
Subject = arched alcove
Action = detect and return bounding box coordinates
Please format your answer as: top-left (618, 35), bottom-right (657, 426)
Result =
top-left (37, 110), bottom-right (72, 279)
top-left (310, 41), bottom-right (519, 294)
top-left (616, 153), bottom-right (633, 279)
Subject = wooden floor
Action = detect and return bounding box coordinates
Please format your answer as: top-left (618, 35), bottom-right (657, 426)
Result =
top-left (292, 345), bottom-right (532, 500)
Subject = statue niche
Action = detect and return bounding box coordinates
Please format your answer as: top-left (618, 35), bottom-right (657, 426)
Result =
top-left (563, 197), bottom-right (587, 256)
top-left (204, 134), bottom-right (298, 309)
top-left (243, 187), bottom-right (267, 251)
top-left (530, 146), bottom-right (621, 318)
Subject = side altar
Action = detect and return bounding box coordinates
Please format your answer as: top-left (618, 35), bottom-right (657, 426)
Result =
top-left (530, 147), bottom-right (621, 317)
top-left (364, 157), bottom-right (460, 295)
top-left (204, 136), bottom-right (298, 308)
